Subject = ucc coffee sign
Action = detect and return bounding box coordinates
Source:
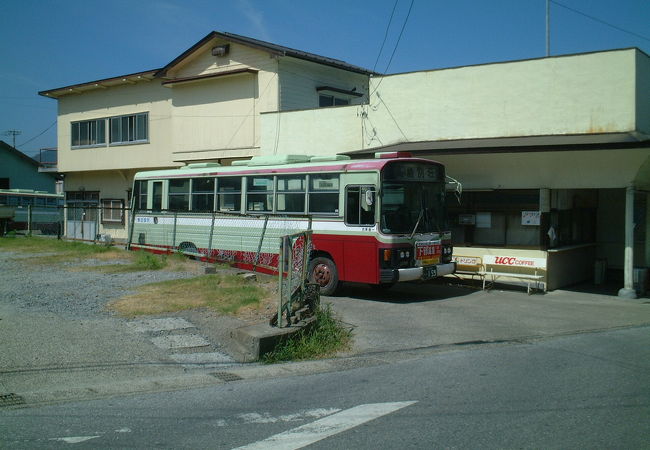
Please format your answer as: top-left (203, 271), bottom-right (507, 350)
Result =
top-left (483, 255), bottom-right (547, 269)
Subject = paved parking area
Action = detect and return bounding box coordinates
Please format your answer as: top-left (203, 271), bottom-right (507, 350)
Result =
top-left (325, 282), bottom-right (650, 355)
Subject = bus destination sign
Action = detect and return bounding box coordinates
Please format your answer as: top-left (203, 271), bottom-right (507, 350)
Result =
top-left (385, 162), bottom-right (442, 182)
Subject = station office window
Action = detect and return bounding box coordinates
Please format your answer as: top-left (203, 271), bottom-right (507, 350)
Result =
top-left (71, 119), bottom-right (106, 147)
top-left (110, 113), bottom-right (148, 145)
top-left (319, 95), bottom-right (350, 107)
top-left (101, 199), bottom-right (124, 224)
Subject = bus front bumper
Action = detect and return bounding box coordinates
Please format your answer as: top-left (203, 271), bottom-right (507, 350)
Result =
top-left (380, 262), bottom-right (456, 283)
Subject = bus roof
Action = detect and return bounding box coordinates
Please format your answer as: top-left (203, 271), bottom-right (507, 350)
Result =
top-left (134, 154), bottom-right (443, 180)
top-left (0, 189), bottom-right (62, 197)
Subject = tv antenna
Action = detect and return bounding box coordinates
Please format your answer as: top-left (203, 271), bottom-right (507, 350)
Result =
top-left (3, 129), bottom-right (22, 148)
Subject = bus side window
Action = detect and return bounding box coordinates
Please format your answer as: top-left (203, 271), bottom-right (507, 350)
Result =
top-left (217, 177), bottom-right (242, 212)
top-left (346, 185), bottom-right (376, 226)
top-left (152, 181), bottom-right (163, 211)
top-left (308, 174), bottom-right (339, 215)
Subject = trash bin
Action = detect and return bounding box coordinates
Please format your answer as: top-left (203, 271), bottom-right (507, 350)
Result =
top-left (594, 259), bottom-right (607, 285)
top-left (633, 267), bottom-right (647, 296)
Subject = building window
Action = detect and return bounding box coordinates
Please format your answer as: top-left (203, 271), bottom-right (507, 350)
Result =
top-left (101, 199), bottom-right (125, 224)
top-left (109, 112), bottom-right (148, 145)
top-left (319, 95), bottom-right (349, 107)
top-left (0, 178), bottom-right (9, 189)
top-left (71, 119), bottom-right (106, 147)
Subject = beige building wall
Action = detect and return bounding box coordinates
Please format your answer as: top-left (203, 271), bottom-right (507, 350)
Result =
top-left (57, 81), bottom-right (173, 172)
top-left (278, 58), bottom-right (369, 110)
top-left (260, 49), bottom-right (644, 156)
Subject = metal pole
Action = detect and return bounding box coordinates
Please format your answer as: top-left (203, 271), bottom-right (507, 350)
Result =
top-left (277, 237), bottom-right (285, 327)
top-left (618, 186), bottom-right (636, 298)
top-left (126, 205), bottom-right (137, 250)
top-left (172, 211), bottom-right (178, 248)
top-left (254, 215), bottom-right (269, 272)
top-left (208, 212), bottom-right (216, 260)
top-left (27, 204), bottom-right (32, 235)
top-left (546, 0), bottom-right (550, 57)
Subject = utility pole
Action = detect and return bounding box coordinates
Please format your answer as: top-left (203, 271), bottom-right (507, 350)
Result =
top-left (546, 0), bottom-right (550, 56)
top-left (3, 129), bottom-right (22, 148)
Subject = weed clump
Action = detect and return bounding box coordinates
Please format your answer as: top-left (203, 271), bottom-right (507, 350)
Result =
top-left (262, 305), bottom-right (351, 363)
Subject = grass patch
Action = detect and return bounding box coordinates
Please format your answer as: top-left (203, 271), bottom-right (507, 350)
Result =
top-left (0, 235), bottom-right (122, 263)
top-left (108, 273), bottom-right (270, 316)
top-left (262, 305), bottom-right (351, 363)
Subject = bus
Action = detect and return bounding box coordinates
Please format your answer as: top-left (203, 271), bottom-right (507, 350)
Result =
top-left (129, 152), bottom-right (455, 294)
top-left (0, 189), bottom-right (64, 235)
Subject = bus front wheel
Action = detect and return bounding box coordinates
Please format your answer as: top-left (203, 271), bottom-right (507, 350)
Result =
top-left (308, 256), bottom-right (340, 296)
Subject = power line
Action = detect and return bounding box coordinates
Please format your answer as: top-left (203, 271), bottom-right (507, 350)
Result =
top-left (372, 0), bottom-right (400, 72)
top-left (370, 0), bottom-right (415, 96)
top-left (16, 120), bottom-right (57, 148)
top-left (551, 0), bottom-right (650, 43)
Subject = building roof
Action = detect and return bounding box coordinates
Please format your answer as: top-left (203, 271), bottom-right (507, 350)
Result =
top-left (156, 31), bottom-right (377, 77)
top-left (39, 31), bottom-right (376, 99)
top-left (0, 140), bottom-right (41, 168)
top-left (345, 132), bottom-right (650, 157)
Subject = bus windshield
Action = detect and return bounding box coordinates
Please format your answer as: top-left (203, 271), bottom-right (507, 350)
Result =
top-left (380, 162), bottom-right (447, 235)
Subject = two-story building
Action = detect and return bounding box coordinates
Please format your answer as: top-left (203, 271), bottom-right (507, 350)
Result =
top-left (39, 31), bottom-right (373, 240)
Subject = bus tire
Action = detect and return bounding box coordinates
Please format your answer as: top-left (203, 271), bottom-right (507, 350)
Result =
top-left (309, 256), bottom-right (340, 296)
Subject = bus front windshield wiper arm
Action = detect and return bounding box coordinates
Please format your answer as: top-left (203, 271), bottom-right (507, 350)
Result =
top-left (409, 209), bottom-right (424, 239)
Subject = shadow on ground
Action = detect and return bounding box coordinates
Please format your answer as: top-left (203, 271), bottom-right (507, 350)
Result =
top-left (336, 279), bottom-right (477, 304)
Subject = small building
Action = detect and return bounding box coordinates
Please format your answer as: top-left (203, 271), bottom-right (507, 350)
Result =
top-left (0, 140), bottom-right (58, 192)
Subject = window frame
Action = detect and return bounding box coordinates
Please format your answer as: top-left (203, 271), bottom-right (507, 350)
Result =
top-left (71, 118), bottom-right (107, 148)
top-left (101, 198), bottom-right (125, 225)
top-left (109, 112), bottom-right (149, 146)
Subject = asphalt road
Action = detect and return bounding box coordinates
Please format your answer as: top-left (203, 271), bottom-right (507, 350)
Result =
top-left (2, 326), bottom-right (649, 449)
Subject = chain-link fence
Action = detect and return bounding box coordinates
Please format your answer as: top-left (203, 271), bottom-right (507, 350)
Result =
top-left (0, 204), bottom-right (64, 237)
top-left (128, 209), bottom-right (311, 268)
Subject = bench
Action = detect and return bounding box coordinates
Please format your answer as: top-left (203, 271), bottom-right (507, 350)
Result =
top-left (481, 268), bottom-right (545, 294)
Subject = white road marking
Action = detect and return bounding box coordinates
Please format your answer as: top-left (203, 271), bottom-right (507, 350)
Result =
top-left (127, 318), bottom-right (195, 333)
top-left (237, 408), bottom-right (341, 424)
top-left (233, 401), bottom-right (417, 450)
top-left (49, 436), bottom-right (101, 444)
top-left (150, 334), bottom-right (210, 349)
top-left (114, 428), bottom-right (132, 433)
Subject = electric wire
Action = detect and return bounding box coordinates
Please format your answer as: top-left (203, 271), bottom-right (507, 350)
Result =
top-left (16, 120), bottom-right (57, 148)
top-left (370, 0), bottom-right (415, 96)
top-left (372, 0), bottom-right (400, 72)
top-left (551, 0), bottom-right (650, 43)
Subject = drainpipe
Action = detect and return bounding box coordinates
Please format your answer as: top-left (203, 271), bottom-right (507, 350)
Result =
top-left (618, 186), bottom-right (637, 298)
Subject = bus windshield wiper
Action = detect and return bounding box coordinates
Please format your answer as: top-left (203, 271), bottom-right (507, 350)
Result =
top-left (409, 209), bottom-right (424, 239)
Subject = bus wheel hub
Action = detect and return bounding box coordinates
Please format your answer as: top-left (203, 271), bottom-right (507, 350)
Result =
top-left (313, 264), bottom-right (331, 285)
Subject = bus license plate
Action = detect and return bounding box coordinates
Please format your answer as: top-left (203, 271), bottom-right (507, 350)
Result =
top-left (422, 266), bottom-right (437, 280)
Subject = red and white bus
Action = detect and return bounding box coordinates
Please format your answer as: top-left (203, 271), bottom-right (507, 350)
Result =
top-left (129, 152), bottom-right (455, 294)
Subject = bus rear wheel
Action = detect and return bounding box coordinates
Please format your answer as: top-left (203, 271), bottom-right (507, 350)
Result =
top-left (308, 256), bottom-right (340, 296)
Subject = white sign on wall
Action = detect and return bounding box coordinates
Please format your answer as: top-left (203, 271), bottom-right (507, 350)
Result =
top-left (521, 211), bottom-right (541, 226)
top-left (484, 255), bottom-right (547, 269)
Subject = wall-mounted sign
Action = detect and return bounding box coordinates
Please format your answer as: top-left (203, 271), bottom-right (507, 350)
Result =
top-left (521, 211), bottom-right (541, 226)
top-left (458, 214), bottom-right (475, 225)
top-left (484, 255), bottom-right (547, 269)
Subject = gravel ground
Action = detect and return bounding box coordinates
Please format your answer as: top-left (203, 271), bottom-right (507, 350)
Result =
top-left (0, 250), bottom-right (202, 319)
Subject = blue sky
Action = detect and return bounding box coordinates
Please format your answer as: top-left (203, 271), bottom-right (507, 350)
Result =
top-left (1, 0), bottom-right (648, 158)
